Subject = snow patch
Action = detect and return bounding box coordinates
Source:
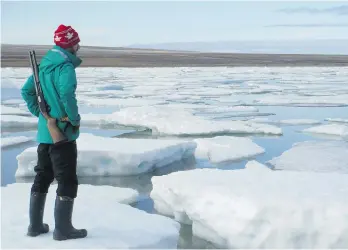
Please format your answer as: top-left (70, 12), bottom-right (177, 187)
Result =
top-left (2, 183), bottom-right (180, 249)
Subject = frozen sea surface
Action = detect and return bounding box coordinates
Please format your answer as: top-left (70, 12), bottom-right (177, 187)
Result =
top-left (2, 66), bottom-right (348, 248)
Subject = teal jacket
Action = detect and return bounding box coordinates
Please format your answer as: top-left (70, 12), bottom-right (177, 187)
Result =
top-left (21, 45), bottom-right (82, 144)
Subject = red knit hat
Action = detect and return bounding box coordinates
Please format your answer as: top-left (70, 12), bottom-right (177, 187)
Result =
top-left (54, 24), bottom-right (80, 49)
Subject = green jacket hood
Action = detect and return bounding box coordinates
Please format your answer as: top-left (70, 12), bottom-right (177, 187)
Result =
top-left (39, 45), bottom-right (82, 73)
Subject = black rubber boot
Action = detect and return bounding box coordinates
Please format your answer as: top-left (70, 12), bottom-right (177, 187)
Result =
top-left (53, 196), bottom-right (87, 241)
top-left (27, 192), bottom-right (49, 237)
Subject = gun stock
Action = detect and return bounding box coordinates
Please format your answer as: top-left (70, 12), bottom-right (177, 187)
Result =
top-left (29, 50), bottom-right (68, 145)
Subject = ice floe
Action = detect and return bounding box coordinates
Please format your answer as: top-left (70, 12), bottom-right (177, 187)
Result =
top-left (268, 140), bottom-right (348, 174)
top-left (16, 133), bottom-right (196, 177)
top-left (105, 106), bottom-right (282, 136)
top-left (2, 183), bottom-right (180, 249)
top-left (151, 161), bottom-right (348, 248)
top-left (325, 118), bottom-right (348, 124)
top-left (194, 136), bottom-right (265, 163)
top-left (1, 105), bottom-right (30, 116)
top-left (302, 124), bottom-right (348, 137)
top-left (1, 115), bottom-right (38, 129)
top-left (1, 136), bottom-right (33, 148)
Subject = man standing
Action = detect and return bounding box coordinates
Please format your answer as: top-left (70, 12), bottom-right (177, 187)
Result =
top-left (21, 24), bottom-right (87, 241)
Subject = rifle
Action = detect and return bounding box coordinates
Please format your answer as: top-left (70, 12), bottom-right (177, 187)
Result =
top-left (29, 50), bottom-right (69, 145)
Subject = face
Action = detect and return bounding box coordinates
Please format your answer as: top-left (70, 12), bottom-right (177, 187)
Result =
top-left (72, 43), bottom-right (80, 55)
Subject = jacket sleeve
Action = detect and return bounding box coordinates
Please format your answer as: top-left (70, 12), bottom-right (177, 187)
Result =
top-left (21, 75), bottom-right (40, 117)
top-left (58, 64), bottom-right (80, 126)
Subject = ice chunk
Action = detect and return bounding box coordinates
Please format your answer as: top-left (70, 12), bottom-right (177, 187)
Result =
top-left (150, 163), bottom-right (348, 248)
top-left (303, 124), bottom-right (348, 137)
top-left (252, 94), bottom-right (348, 107)
top-left (325, 118), bottom-right (348, 124)
top-left (107, 106), bottom-right (282, 136)
top-left (198, 106), bottom-right (259, 113)
top-left (249, 118), bottom-right (321, 125)
top-left (80, 113), bottom-right (111, 127)
top-left (16, 133), bottom-right (196, 177)
top-left (1, 105), bottom-right (30, 115)
top-left (1, 115), bottom-right (37, 129)
top-left (1, 136), bottom-right (33, 148)
top-left (194, 106), bottom-right (265, 119)
top-left (268, 140), bottom-right (348, 174)
top-left (277, 119), bottom-right (321, 125)
top-left (245, 160), bottom-right (271, 171)
top-left (2, 183), bottom-right (180, 249)
top-left (247, 117), bottom-right (270, 123)
top-left (1, 99), bottom-right (25, 105)
top-left (0, 77), bottom-right (25, 89)
top-left (194, 136), bottom-right (265, 163)
top-left (81, 97), bottom-right (165, 107)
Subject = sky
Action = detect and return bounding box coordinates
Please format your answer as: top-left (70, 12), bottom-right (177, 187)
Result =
top-left (1, 1), bottom-right (348, 47)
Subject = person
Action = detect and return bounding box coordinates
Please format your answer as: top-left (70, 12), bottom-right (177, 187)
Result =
top-left (21, 24), bottom-right (87, 241)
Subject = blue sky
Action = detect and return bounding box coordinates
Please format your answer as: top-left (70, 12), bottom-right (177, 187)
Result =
top-left (1, 1), bottom-right (348, 46)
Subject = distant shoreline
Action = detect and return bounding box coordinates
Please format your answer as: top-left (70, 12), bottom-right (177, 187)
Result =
top-left (2, 44), bottom-right (348, 67)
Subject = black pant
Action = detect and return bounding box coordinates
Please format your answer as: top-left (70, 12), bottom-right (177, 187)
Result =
top-left (31, 141), bottom-right (78, 199)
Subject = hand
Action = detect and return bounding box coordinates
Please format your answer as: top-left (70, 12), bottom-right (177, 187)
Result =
top-left (61, 116), bottom-right (70, 122)
top-left (72, 124), bottom-right (80, 133)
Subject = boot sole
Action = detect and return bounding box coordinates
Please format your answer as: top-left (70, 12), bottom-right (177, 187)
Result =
top-left (27, 224), bottom-right (49, 237)
top-left (27, 232), bottom-right (41, 237)
top-left (53, 229), bottom-right (87, 241)
top-left (27, 230), bottom-right (49, 237)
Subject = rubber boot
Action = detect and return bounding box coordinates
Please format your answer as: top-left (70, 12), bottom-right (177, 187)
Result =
top-left (53, 196), bottom-right (87, 241)
top-left (27, 192), bottom-right (49, 237)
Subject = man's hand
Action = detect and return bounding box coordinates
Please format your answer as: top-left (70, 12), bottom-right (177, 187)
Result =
top-left (72, 124), bottom-right (80, 133)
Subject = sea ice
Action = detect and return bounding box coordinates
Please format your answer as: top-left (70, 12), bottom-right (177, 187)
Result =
top-left (251, 94), bottom-right (348, 107)
top-left (205, 106), bottom-right (259, 113)
top-left (2, 183), bottom-right (180, 249)
top-left (1, 115), bottom-right (38, 129)
top-left (1, 105), bottom-right (30, 115)
top-left (106, 106), bottom-right (282, 136)
top-left (268, 140), bottom-right (348, 174)
top-left (250, 118), bottom-right (321, 125)
top-left (1, 99), bottom-right (25, 105)
top-left (302, 124), bottom-right (348, 137)
top-left (80, 113), bottom-right (112, 127)
top-left (325, 118), bottom-right (348, 124)
top-left (80, 97), bottom-right (165, 107)
top-left (150, 161), bottom-right (348, 248)
top-left (194, 136), bottom-right (265, 163)
top-left (1, 136), bottom-right (33, 148)
top-left (16, 133), bottom-right (196, 177)
top-left (277, 119), bottom-right (321, 125)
